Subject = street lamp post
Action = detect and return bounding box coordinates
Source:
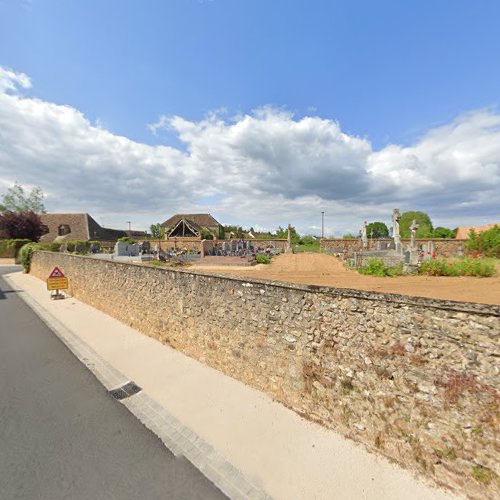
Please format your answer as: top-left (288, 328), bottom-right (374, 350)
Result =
top-left (321, 211), bottom-right (325, 239)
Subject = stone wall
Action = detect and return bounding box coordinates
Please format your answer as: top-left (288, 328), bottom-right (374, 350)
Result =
top-left (321, 238), bottom-right (467, 257)
top-left (31, 252), bottom-right (500, 498)
top-left (201, 238), bottom-right (289, 256)
top-left (157, 237), bottom-right (203, 253)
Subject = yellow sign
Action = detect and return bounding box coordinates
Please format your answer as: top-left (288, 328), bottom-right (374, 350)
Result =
top-left (47, 277), bottom-right (68, 290)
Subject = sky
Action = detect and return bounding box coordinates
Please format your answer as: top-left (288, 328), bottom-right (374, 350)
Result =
top-left (0, 0), bottom-right (499, 236)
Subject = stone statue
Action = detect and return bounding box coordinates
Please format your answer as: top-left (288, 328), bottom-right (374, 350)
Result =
top-left (410, 219), bottom-right (419, 250)
top-left (392, 209), bottom-right (402, 254)
top-left (362, 221), bottom-right (368, 249)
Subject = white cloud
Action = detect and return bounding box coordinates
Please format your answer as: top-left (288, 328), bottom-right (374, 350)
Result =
top-left (0, 66), bottom-right (32, 93)
top-left (0, 65), bottom-right (499, 234)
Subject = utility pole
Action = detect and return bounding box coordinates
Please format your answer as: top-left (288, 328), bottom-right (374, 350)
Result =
top-left (321, 211), bottom-right (325, 239)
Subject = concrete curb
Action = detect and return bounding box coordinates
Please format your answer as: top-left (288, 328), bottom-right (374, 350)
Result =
top-left (4, 274), bottom-right (272, 500)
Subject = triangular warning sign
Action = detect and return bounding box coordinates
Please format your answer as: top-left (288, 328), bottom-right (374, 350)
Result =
top-left (48, 267), bottom-right (65, 279)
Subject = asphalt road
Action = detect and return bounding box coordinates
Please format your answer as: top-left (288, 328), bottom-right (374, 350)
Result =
top-left (0, 267), bottom-right (226, 500)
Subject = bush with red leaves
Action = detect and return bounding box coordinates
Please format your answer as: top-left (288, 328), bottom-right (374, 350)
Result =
top-left (0, 211), bottom-right (45, 242)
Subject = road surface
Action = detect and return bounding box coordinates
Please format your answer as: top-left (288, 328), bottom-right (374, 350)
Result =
top-left (0, 266), bottom-right (226, 500)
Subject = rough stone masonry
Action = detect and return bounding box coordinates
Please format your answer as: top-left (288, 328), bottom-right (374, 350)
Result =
top-left (30, 252), bottom-right (500, 499)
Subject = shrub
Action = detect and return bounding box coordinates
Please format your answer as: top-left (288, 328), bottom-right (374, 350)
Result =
top-left (117, 236), bottom-right (137, 244)
top-left (19, 243), bottom-right (41, 272)
top-left (36, 242), bottom-right (61, 252)
top-left (200, 228), bottom-right (214, 240)
top-left (358, 258), bottom-right (404, 277)
top-left (0, 238), bottom-right (31, 258)
top-left (419, 258), bottom-right (496, 277)
top-left (18, 241), bottom-right (61, 272)
top-left (465, 225), bottom-right (500, 258)
top-left (256, 254), bottom-right (271, 264)
top-left (74, 240), bottom-right (90, 254)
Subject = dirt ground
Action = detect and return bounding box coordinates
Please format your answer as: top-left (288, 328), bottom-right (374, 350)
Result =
top-left (190, 253), bottom-right (500, 305)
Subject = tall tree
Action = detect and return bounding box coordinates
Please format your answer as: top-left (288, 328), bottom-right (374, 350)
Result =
top-left (432, 227), bottom-right (456, 238)
top-left (366, 222), bottom-right (389, 238)
top-left (0, 182), bottom-right (46, 214)
top-left (400, 211), bottom-right (433, 238)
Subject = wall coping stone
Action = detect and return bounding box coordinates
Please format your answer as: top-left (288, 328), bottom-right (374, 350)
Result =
top-left (36, 251), bottom-right (500, 317)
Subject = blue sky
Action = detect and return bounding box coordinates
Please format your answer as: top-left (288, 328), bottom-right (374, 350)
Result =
top-left (0, 0), bottom-right (499, 234)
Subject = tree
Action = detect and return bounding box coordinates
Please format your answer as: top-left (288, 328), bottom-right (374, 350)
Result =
top-left (0, 211), bottom-right (45, 241)
top-left (432, 227), bottom-right (456, 239)
top-left (274, 225), bottom-right (300, 244)
top-left (400, 211), bottom-right (433, 238)
top-left (150, 223), bottom-right (165, 240)
top-left (200, 228), bottom-right (214, 240)
top-left (342, 234), bottom-right (358, 239)
top-left (224, 225), bottom-right (245, 238)
top-left (0, 182), bottom-right (46, 214)
top-left (150, 223), bottom-right (166, 260)
top-left (366, 222), bottom-right (389, 238)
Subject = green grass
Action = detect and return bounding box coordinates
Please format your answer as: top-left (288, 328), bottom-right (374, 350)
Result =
top-left (294, 241), bottom-right (321, 253)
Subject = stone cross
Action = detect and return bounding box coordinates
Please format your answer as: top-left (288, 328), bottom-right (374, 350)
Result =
top-left (410, 219), bottom-right (419, 249)
top-left (286, 224), bottom-right (292, 253)
top-left (392, 209), bottom-right (402, 254)
top-left (362, 221), bottom-right (368, 249)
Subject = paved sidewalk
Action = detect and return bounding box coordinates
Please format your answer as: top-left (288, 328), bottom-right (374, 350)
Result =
top-left (5, 271), bottom-right (460, 500)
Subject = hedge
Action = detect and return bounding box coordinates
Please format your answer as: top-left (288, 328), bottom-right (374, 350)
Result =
top-left (0, 239), bottom-right (32, 258)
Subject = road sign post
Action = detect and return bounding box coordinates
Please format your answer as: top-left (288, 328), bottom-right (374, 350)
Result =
top-left (46, 267), bottom-right (68, 300)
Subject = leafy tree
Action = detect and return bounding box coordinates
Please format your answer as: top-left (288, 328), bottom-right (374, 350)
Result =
top-left (274, 225), bottom-right (300, 244)
top-left (150, 223), bottom-right (165, 240)
top-left (432, 227), bottom-right (456, 239)
top-left (342, 234), bottom-right (358, 239)
top-left (0, 182), bottom-right (46, 214)
top-left (366, 222), bottom-right (389, 238)
top-left (0, 211), bottom-right (45, 241)
top-left (400, 211), bottom-right (433, 238)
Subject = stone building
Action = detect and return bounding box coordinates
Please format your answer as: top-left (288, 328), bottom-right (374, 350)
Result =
top-left (39, 213), bottom-right (145, 243)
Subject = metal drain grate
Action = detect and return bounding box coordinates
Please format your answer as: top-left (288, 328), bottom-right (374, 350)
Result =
top-left (109, 381), bottom-right (142, 400)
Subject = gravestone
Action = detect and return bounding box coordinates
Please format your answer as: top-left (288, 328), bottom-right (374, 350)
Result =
top-left (114, 241), bottom-right (139, 257)
top-left (362, 221), bottom-right (368, 250)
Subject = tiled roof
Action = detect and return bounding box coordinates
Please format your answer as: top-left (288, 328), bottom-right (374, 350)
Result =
top-left (39, 213), bottom-right (129, 242)
top-left (162, 213), bottom-right (220, 228)
top-left (40, 213), bottom-right (91, 242)
top-left (455, 223), bottom-right (499, 240)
